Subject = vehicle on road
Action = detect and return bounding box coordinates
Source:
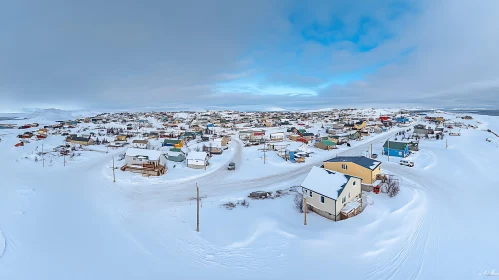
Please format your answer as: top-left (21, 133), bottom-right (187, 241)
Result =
top-left (371, 153), bottom-right (378, 159)
top-left (227, 162), bottom-right (236, 170)
top-left (400, 159), bottom-right (414, 167)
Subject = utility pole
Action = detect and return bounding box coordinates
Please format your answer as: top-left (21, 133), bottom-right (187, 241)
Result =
top-left (263, 139), bottom-right (266, 164)
top-left (303, 197), bottom-right (307, 225)
top-left (370, 143), bottom-right (372, 159)
top-left (387, 138), bottom-right (390, 162)
top-left (112, 156), bottom-right (116, 183)
top-left (446, 139), bottom-right (448, 149)
top-left (196, 183), bottom-right (200, 232)
top-left (64, 152), bottom-right (66, 167)
top-left (42, 144), bottom-right (44, 167)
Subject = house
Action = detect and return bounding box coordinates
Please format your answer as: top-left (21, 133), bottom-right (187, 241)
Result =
top-left (162, 139), bottom-right (183, 148)
top-left (285, 142), bottom-right (308, 162)
top-left (132, 139), bottom-right (150, 149)
top-left (270, 132), bottom-right (285, 142)
top-left (115, 135), bottom-right (127, 142)
top-left (382, 141), bottom-right (410, 158)
top-left (69, 136), bottom-right (94, 146)
top-left (323, 156), bottom-right (381, 185)
top-left (166, 148), bottom-right (186, 162)
top-left (395, 117), bottom-right (409, 123)
top-left (301, 132), bottom-right (315, 141)
top-left (314, 140), bottom-right (337, 150)
top-left (413, 124), bottom-right (433, 135)
top-left (301, 166), bottom-right (362, 221)
top-left (122, 148), bottom-right (167, 176)
top-left (203, 140), bottom-right (223, 154)
top-left (353, 121), bottom-right (366, 130)
top-left (186, 151), bottom-right (209, 169)
top-left (182, 132), bottom-right (197, 141)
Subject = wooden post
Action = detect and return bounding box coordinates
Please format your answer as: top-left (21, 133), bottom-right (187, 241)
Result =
top-left (64, 153), bottom-right (66, 167)
top-left (446, 139), bottom-right (448, 149)
top-left (387, 138), bottom-right (390, 162)
top-left (303, 197), bottom-right (307, 225)
top-left (112, 156), bottom-right (116, 183)
top-left (42, 144), bottom-right (44, 168)
top-left (196, 183), bottom-right (200, 232)
top-left (263, 141), bottom-right (266, 164)
top-left (370, 143), bottom-right (372, 158)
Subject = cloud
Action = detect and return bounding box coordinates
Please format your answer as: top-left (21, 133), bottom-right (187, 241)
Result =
top-left (1, 0), bottom-right (498, 111)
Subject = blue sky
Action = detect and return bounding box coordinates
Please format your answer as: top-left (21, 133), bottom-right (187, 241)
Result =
top-left (1, 0), bottom-right (498, 111)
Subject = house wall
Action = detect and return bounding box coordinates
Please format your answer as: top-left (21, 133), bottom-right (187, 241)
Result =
top-left (187, 159), bottom-right (206, 169)
top-left (125, 155), bottom-right (160, 166)
top-left (301, 176), bottom-right (362, 219)
top-left (383, 147), bottom-right (409, 157)
top-left (302, 187), bottom-right (336, 218)
top-left (322, 162), bottom-right (380, 184)
top-left (335, 177), bottom-right (362, 215)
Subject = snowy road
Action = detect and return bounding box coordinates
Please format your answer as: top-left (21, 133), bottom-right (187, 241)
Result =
top-left (126, 129), bottom-right (405, 206)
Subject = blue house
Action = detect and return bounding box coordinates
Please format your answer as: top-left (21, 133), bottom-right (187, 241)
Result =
top-left (382, 141), bottom-right (410, 157)
top-left (395, 117), bottom-right (409, 123)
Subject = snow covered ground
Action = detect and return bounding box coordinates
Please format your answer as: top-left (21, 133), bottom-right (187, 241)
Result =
top-left (0, 109), bottom-right (498, 279)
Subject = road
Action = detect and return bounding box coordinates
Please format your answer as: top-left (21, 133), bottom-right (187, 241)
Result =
top-left (125, 127), bottom-right (407, 205)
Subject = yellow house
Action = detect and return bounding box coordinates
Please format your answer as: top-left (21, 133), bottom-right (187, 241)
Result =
top-left (301, 166), bottom-right (362, 221)
top-left (354, 121), bottom-right (367, 130)
top-left (322, 156), bottom-right (381, 185)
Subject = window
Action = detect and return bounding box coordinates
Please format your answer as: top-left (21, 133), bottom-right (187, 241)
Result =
top-left (320, 196), bottom-right (325, 203)
top-left (353, 181), bottom-right (356, 186)
top-left (342, 164), bottom-right (348, 170)
top-left (348, 192), bottom-right (351, 198)
top-left (342, 197), bottom-right (346, 203)
top-left (310, 190), bottom-right (313, 197)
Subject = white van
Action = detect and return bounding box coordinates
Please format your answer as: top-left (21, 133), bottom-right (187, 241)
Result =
top-left (400, 160), bottom-right (414, 167)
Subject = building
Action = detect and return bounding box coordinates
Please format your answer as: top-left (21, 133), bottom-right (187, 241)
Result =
top-left (203, 140), bottom-right (223, 154)
top-left (186, 151), bottom-right (209, 169)
top-left (122, 148), bottom-right (167, 176)
top-left (314, 140), bottom-right (337, 150)
top-left (69, 136), bottom-right (94, 146)
top-left (382, 140), bottom-right (410, 158)
top-left (132, 139), bottom-right (150, 149)
top-left (162, 139), bottom-right (183, 148)
top-left (270, 132), bottom-right (285, 142)
top-left (166, 148), bottom-right (186, 162)
top-left (301, 166), bottom-right (362, 221)
top-left (323, 156), bottom-right (381, 185)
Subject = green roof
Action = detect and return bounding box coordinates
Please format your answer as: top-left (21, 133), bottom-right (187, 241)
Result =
top-left (298, 129), bottom-right (307, 133)
top-left (383, 141), bottom-right (408, 150)
top-left (183, 132), bottom-right (195, 136)
top-left (321, 140), bottom-right (336, 146)
top-left (169, 148), bottom-right (182, 152)
top-left (163, 139), bottom-right (181, 144)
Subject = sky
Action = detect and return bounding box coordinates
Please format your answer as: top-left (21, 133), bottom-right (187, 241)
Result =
top-left (1, 0), bottom-right (498, 112)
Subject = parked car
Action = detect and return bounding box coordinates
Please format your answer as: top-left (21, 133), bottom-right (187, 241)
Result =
top-left (227, 162), bottom-right (236, 170)
top-left (371, 153), bottom-right (378, 159)
top-left (400, 160), bottom-right (414, 167)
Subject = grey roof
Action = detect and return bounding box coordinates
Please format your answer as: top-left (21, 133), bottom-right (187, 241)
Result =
top-left (324, 156), bottom-right (381, 170)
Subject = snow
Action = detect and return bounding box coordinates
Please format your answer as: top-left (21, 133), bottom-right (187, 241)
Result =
top-left (186, 151), bottom-right (207, 160)
top-left (125, 148), bottom-right (164, 159)
top-left (0, 109), bottom-right (498, 279)
top-left (301, 166), bottom-right (348, 199)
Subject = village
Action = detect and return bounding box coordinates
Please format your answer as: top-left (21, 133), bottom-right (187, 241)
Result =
top-left (0, 108), bottom-right (482, 222)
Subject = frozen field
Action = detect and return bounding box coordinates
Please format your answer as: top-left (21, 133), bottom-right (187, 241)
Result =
top-left (0, 110), bottom-right (498, 279)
